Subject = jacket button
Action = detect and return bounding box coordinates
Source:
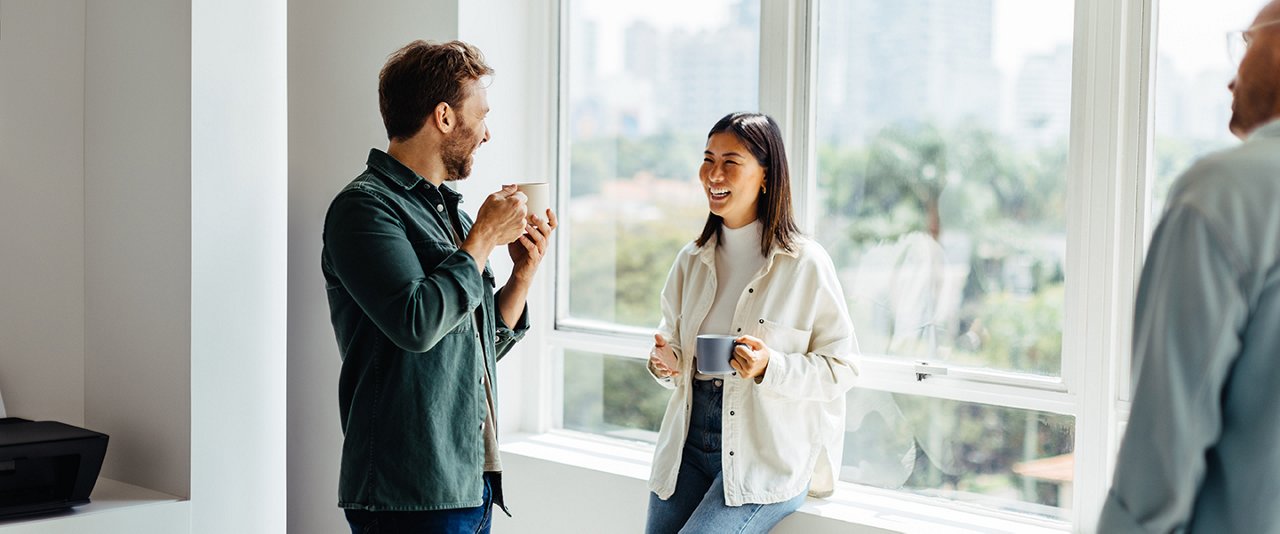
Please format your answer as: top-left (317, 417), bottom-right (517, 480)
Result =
top-left (436, 204), bottom-right (445, 212)
top-left (736, 328), bottom-right (741, 332)
top-left (759, 319), bottom-right (764, 324)
top-left (729, 451), bottom-right (734, 456)
top-left (748, 288), bottom-right (753, 293)
top-left (729, 411), bottom-right (735, 416)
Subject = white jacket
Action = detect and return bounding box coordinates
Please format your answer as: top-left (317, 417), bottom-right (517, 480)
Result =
top-left (648, 234), bottom-right (859, 506)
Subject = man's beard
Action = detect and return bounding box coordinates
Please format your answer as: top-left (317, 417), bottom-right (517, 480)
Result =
top-left (442, 123), bottom-right (477, 182)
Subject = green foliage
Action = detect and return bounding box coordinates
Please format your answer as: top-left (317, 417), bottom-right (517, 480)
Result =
top-left (569, 131), bottom-right (704, 198)
top-left (965, 285), bottom-right (1064, 375)
top-left (602, 356), bottom-right (668, 432)
top-left (891, 395), bottom-right (1075, 508)
top-left (562, 351), bottom-right (669, 437)
top-left (568, 214), bottom-right (698, 328)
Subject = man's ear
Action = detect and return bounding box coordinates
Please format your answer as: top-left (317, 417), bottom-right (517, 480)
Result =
top-left (432, 102), bottom-right (454, 134)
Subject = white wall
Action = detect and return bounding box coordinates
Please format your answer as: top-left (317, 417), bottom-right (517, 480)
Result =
top-left (2, 1), bottom-right (287, 531)
top-left (287, 2), bottom-right (461, 533)
top-left (190, 0), bottom-right (288, 532)
top-left (83, 0), bottom-right (192, 499)
top-left (0, 0), bottom-right (86, 426)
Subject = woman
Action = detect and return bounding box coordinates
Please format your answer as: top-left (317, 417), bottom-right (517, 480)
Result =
top-left (644, 112), bottom-right (859, 533)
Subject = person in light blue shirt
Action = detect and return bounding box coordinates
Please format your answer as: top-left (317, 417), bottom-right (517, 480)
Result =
top-left (1098, 1), bottom-right (1280, 531)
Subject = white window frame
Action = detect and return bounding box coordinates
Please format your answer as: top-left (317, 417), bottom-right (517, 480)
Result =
top-left (538, 0), bottom-right (1161, 530)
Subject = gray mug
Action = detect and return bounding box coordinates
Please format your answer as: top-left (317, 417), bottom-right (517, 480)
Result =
top-left (696, 334), bottom-right (743, 375)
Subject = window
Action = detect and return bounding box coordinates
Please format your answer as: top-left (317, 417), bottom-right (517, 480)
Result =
top-left (557, 0), bottom-right (761, 441)
top-left (561, 0), bottom-right (760, 330)
top-left (547, 0), bottom-right (1223, 529)
top-left (813, 0), bottom-right (1075, 518)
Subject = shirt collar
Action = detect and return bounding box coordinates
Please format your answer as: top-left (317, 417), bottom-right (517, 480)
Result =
top-left (1248, 118), bottom-right (1280, 141)
top-left (365, 149), bottom-right (463, 201)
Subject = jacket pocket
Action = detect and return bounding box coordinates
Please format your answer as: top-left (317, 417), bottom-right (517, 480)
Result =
top-left (760, 319), bottom-right (812, 355)
top-left (410, 238), bottom-right (457, 272)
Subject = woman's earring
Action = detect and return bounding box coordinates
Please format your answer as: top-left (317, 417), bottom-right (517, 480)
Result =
top-left (761, 184), bottom-right (767, 195)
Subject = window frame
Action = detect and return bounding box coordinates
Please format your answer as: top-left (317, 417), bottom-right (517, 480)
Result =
top-left (541, 0), bottom-right (1160, 529)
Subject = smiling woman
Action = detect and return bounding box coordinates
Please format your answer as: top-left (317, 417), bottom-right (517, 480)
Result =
top-left (642, 112), bottom-right (858, 534)
top-left (695, 113), bottom-right (799, 257)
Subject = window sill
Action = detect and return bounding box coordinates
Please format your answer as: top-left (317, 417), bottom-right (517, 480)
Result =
top-left (500, 432), bottom-right (1070, 534)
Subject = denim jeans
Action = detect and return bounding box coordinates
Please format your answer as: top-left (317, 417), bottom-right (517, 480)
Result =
top-left (345, 473), bottom-right (494, 534)
top-left (645, 379), bottom-right (807, 534)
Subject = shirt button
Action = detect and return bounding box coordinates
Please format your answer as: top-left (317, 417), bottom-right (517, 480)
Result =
top-left (436, 204), bottom-right (445, 212)
top-left (736, 328), bottom-right (741, 333)
top-left (759, 319), bottom-right (764, 324)
top-left (730, 410), bottom-right (735, 416)
top-left (748, 288), bottom-right (753, 293)
top-left (729, 451), bottom-right (735, 456)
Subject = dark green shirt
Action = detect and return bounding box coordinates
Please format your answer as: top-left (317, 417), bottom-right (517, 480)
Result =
top-left (322, 149), bottom-right (529, 511)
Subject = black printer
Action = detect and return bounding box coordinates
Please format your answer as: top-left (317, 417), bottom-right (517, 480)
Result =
top-left (0, 418), bottom-right (108, 519)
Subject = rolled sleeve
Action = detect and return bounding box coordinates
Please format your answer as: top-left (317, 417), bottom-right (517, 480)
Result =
top-left (493, 291), bottom-right (531, 360)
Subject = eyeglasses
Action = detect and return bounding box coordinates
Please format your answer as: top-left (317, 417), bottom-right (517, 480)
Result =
top-left (1227, 19), bottom-right (1280, 66)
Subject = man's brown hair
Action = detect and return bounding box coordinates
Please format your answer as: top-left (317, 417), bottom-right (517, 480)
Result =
top-left (379, 40), bottom-right (494, 141)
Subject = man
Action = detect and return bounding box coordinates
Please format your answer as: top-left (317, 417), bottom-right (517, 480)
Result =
top-left (1099, 2), bottom-right (1280, 531)
top-left (322, 40), bottom-right (556, 533)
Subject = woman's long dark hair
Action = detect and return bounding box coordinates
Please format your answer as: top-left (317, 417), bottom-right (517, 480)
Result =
top-left (695, 112), bottom-right (801, 257)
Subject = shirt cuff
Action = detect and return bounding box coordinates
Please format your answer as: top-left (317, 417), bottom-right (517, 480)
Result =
top-left (758, 347), bottom-right (788, 389)
top-left (494, 302), bottom-right (531, 346)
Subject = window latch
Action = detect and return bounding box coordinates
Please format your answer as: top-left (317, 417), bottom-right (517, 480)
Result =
top-left (914, 361), bottom-right (949, 381)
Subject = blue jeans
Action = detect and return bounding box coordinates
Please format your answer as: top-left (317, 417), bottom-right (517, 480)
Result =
top-left (345, 473), bottom-right (494, 534)
top-left (645, 379), bottom-right (806, 534)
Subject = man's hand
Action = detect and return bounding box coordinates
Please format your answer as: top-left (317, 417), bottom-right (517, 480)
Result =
top-left (649, 333), bottom-right (680, 378)
top-left (731, 335), bottom-right (770, 381)
top-left (462, 185), bottom-right (527, 271)
top-left (508, 208), bottom-right (558, 283)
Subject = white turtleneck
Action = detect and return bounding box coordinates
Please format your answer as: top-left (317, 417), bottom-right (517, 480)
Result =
top-left (696, 220), bottom-right (767, 380)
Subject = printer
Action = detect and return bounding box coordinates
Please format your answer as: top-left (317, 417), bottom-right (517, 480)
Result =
top-left (0, 416), bottom-right (108, 519)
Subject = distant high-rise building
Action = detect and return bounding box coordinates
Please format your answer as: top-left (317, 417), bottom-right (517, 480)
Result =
top-left (624, 21), bottom-right (659, 79)
top-left (818, 0), bottom-right (1001, 144)
top-left (1013, 45), bottom-right (1073, 146)
top-left (1153, 55), bottom-right (1234, 142)
top-left (616, 3), bottom-right (759, 134)
top-left (660, 26), bottom-right (759, 133)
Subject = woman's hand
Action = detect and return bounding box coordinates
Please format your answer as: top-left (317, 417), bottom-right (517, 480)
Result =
top-left (731, 335), bottom-right (770, 381)
top-left (649, 333), bottom-right (680, 378)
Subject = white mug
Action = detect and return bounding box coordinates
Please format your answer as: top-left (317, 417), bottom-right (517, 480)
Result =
top-left (514, 182), bottom-right (550, 220)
